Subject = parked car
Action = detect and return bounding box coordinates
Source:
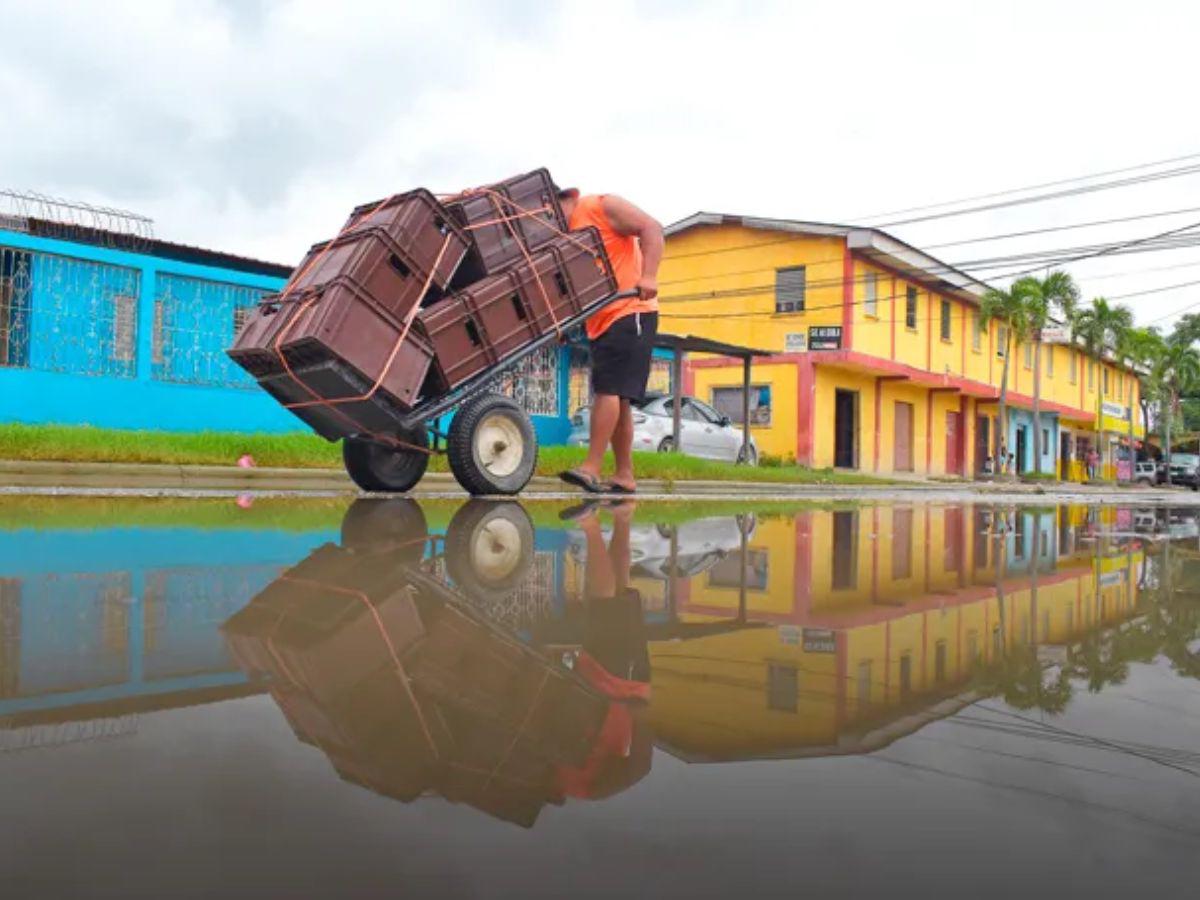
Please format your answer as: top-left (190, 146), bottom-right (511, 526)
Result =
top-left (567, 515), bottom-right (756, 579)
top-left (1134, 461), bottom-right (1158, 485)
top-left (568, 393), bottom-right (759, 465)
top-left (1160, 453), bottom-right (1200, 488)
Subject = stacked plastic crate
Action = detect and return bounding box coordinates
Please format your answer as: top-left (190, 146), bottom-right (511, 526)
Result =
top-left (228, 169), bottom-right (616, 440)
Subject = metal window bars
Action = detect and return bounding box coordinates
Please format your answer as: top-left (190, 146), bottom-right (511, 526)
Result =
top-left (486, 344), bottom-right (560, 417)
top-left (0, 245), bottom-right (141, 378)
top-left (153, 273), bottom-right (271, 389)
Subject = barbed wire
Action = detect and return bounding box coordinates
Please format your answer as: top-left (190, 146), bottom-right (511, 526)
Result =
top-left (0, 188), bottom-right (155, 250)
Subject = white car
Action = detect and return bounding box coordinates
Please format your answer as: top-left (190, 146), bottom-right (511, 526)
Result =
top-left (567, 515), bottom-right (757, 579)
top-left (568, 393), bottom-right (759, 464)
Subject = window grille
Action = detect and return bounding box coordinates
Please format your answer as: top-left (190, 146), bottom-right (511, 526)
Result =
top-left (775, 266), bottom-right (806, 313)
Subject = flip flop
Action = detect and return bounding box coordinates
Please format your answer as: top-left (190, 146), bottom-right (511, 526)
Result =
top-left (559, 468), bottom-right (604, 493)
top-left (603, 481), bottom-right (637, 495)
top-left (559, 499), bottom-right (603, 522)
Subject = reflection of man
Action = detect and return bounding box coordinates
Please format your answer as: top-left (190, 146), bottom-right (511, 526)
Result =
top-left (565, 499), bottom-right (651, 701)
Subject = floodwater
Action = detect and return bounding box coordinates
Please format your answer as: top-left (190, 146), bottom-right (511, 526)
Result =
top-left (1, 497), bottom-right (1198, 899)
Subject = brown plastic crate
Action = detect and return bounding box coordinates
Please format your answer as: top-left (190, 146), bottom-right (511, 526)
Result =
top-left (227, 295), bottom-right (309, 378)
top-left (507, 227), bottom-right (617, 334)
top-left (341, 188), bottom-right (469, 266)
top-left (280, 276), bottom-right (436, 409)
top-left (287, 225), bottom-right (464, 323)
top-left (443, 168), bottom-right (567, 282)
top-left (416, 296), bottom-right (500, 390)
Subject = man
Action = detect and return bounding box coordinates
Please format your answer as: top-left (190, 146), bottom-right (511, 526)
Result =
top-left (556, 186), bottom-right (663, 494)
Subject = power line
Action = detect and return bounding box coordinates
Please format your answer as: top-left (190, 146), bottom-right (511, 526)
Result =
top-left (923, 205), bottom-right (1200, 251)
top-left (852, 150), bottom-right (1200, 222)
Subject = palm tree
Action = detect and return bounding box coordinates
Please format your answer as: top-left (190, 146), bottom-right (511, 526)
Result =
top-left (1071, 298), bottom-right (1133, 481)
top-left (1119, 326), bottom-right (1166, 476)
top-left (980, 284), bottom-right (1033, 470)
top-left (1014, 272), bottom-right (1079, 476)
top-left (1152, 341), bottom-right (1200, 484)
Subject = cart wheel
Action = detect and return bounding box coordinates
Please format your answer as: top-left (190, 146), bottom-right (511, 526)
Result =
top-left (342, 427), bottom-right (430, 493)
top-left (447, 394), bottom-right (537, 496)
top-left (445, 500), bottom-right (534, 594)
top-left (340, 498), bottom-right (428, 560)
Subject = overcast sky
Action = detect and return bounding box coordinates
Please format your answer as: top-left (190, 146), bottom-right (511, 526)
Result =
top-left (2, 0), bottom-right (1198, 329)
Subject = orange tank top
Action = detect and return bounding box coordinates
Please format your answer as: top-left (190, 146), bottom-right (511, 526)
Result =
top-left (568, 194), bottom-right (657, 339)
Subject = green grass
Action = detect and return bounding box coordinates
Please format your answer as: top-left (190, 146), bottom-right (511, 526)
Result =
top-left (0, 423), bottom-right (892, 485)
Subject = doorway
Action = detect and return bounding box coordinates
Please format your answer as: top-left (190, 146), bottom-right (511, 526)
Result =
top-left (1060, 431), bottom-right (1071, 479)
top-left (1015, 426), bottom-right (1028, 474)
top-left (945, 411), bottom-right (962, 476)
top-left (834, 389), bottom-right (858, 468)
top-left (975, 415), bottom-right (990, 475)
top-left (894, 401), bottom-right (914, 472)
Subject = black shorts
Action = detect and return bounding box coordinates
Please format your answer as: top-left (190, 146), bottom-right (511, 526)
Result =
top-left (590, 311), bottom-right (658, 401)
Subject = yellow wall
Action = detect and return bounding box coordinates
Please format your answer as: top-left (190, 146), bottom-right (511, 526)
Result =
top-left (659, 223), bottom-right (1144, 474)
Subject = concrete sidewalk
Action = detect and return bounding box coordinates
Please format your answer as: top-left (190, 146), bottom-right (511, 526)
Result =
top-left (2, 459), bottom-right (1197, 504)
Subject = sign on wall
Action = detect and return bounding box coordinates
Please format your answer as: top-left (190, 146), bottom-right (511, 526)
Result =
top-left (1101, 400), bottom-right (1129, 420)
top-left (808, 325), bottom-right (843, 351)
top-left (1040, 324), bottom-right (1072, 343)
top-left (784, 332), bottom-right (807, 352)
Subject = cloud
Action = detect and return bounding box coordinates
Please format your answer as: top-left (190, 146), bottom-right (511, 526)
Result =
top-left (1, 0), bottom-right (1198, 326)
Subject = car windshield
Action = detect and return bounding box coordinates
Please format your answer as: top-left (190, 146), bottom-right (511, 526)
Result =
top-left (1171, 454), bottom-right (1199, 466)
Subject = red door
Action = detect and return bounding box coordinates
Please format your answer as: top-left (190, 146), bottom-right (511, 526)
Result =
top-left (894, 402), bottom-right (914, 472)
top-left (945, 411), bottom-right (961, 475)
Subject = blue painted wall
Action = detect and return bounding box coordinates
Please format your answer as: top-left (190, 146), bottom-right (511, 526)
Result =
top-left (0, 227), bottom-right (576, 442)
top-left (1006, 409), bottom-right (1059, 474)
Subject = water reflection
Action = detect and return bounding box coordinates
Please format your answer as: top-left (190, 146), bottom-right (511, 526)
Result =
top-left (2, 499), bottom-right (1197, 797)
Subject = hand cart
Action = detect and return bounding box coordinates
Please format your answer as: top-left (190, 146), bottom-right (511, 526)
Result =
top-left (341, 289), bottom-right (639, 496)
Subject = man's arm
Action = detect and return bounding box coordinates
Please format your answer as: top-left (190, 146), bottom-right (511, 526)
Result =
top-left (602, 195), bottom-right (664, 301)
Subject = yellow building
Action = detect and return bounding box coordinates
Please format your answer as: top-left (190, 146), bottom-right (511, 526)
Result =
top-left (660, 214), bottom-right (1144, 478)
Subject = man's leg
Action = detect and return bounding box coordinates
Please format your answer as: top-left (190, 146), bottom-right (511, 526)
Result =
top-left (611, 399), bottom-right (636, 491)
top-left (578, 392), bottom-right (621, 480)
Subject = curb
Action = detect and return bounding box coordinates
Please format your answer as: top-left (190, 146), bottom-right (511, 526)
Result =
top-left (0, 459), bottom-right (1187, 501)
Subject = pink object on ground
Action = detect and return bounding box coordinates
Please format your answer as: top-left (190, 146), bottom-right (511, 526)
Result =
top-left (237, 455), bottom-right (257, 468)
top-left (236, 494), bottom-right (254, 509)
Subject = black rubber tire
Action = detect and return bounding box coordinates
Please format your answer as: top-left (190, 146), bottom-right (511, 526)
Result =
top-left (658, 437), bottom-right (675, 453)
top-left (340, 498), bottom-right (428, 559)
top-left (342, 428), bottom-right (429, 494)
top-left (737, 443), bottom-right (758, 466)
top-left (445, 500), bottom-right (535, 594)
top-left (447, 394), bottom-right (537, 496)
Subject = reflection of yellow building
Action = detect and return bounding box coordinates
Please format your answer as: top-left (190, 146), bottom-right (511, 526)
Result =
top-left (660, 216), bottom-right (1144, 478)
top-left (628, 506), bottom-right (1141, 761)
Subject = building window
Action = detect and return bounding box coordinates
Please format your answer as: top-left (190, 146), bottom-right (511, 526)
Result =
top-left (966, 629), bottom-right (979, 663)
top-left (1045, 344), bottom-right (1054, 377)
top-left (972, 312), bottom-right (982, 351)
top-left (899, 653), bottom-right (913, 697)
top-left (940, 299), bottom-right (951, 341)
top-left (1, 248), bottom-right (32, 368)
top-left (1088, 359), bottom-right (1095, 390)
top-left (712, 384), bottom-right (771, 426)
top-left (232, 305), bottom-right (252, 339)
top-left (153, 274), bottom-right (269, 388)
top-left (112, 294), bottom-right (137, 364)
top-left (997, 325), bottom-right (1007, 358)
top-left (151, 300), bottom-right (165, 366)
top-left (863, 271), bottom-right (878, 317)
top-left (935, 640), bottom-right (948, 684)
top-left (766, 663), bottom-right (799, 712)
top-left (905, 286), bottom-right (918, 330)
top-left (1042, 429), bottom-right (1050, 453)
top-left (1103, 367), bottom-right (1109, 396)
top-left (1069, 350), bottom-right (1077, 384)
top-left (1023, 341), bottom-right (1032, 370)
top-left (775, 266), bottom-right (806, 313)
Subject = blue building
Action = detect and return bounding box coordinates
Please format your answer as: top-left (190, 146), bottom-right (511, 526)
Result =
top-left (1004, 408), bottom-right (1059, 475)
top-left (0, 210), bottom-right (614, 444)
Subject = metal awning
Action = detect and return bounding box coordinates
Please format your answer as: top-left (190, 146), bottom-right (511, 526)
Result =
top-left (654, 334), bottom-right (773, 461)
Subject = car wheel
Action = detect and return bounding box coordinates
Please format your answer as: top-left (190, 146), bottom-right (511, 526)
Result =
top-left (658, 436), bottom-right (675, 453)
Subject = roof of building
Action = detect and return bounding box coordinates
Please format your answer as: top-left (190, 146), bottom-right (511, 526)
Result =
top-left (5, 216), bottom-right (293, 278)
top-left (665, 212), bottom-right (992, 306)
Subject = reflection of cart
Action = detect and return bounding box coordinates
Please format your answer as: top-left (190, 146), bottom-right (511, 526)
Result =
top-left (342, 289), bottom-right (638, 496)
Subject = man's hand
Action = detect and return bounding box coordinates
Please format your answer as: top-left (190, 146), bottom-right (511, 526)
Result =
top-left (636, 275), bottom-right (658, 302)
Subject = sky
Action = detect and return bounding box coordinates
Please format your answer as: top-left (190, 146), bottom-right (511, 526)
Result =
top-left (1, 0), bottom-right (1198, 330)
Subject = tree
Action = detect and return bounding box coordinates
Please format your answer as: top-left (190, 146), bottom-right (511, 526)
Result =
top-left (1013, 272), bottom-right (1079, 476)
top-left (979, 283), bottom-right (1034, 470)
top-left (1151, 341), bottom-right (1200, 484)
top-left (1119, 326), bottom-right (1166, 472)
top-left (1071, 298), bottom-right (1133, 480)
